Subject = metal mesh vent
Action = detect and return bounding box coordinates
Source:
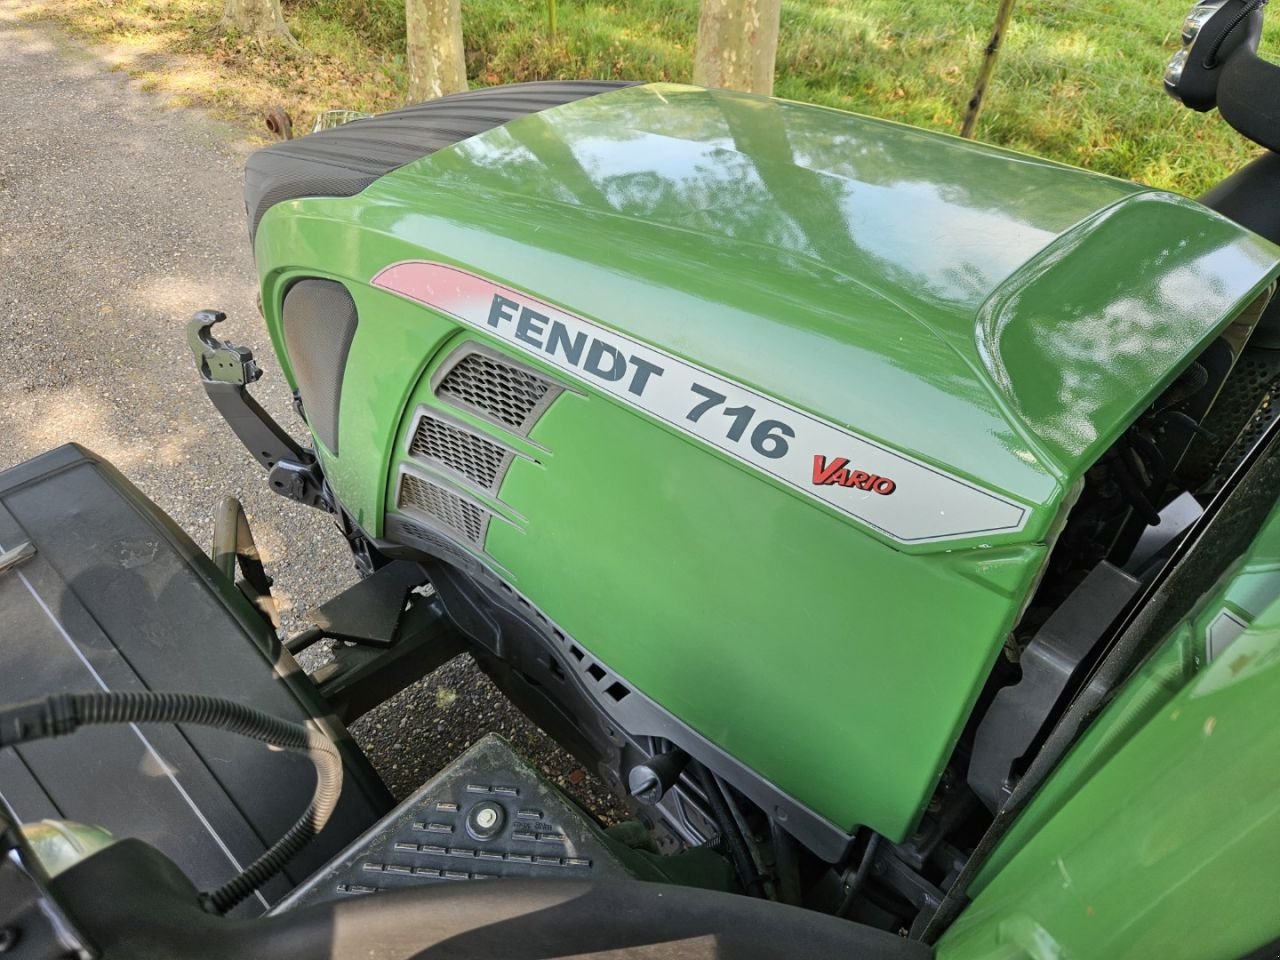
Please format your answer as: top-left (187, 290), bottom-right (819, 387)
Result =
top-left (398, 473), bottom-right (489, 546)
top-left (1225, 354), bottom-right (1280, 456)
top-left (1195, 347), bottom-right (1280, 490)
top-left (410, 414), bottom-right (511, 492)
top-left (437, 352), bottom-right (553, 432)
top-left (395, 518), bottom-right (439, 547)
top-left (396, 517), bottom-right (427, 538)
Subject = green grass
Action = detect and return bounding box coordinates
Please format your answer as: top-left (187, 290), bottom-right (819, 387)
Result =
top-left (27, 0), bottom-right (1280, 194)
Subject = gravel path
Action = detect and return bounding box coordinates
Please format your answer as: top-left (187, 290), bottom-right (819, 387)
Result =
top-left (0, 13), bottom-right (625, 819)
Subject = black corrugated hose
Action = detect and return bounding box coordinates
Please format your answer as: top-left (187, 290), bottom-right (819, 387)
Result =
top-left (696, 764), bottom-right (766, 899)
top-left (0, 691), bottom-right (342, 914)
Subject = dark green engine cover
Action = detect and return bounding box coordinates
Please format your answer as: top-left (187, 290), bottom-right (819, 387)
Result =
top-left (253, 84), bottom-right (1280, 842)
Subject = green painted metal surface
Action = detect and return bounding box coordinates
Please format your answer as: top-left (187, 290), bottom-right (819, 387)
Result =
top-left (253, 82), bottom-right (1280, 841)
top-left (939, 495), bottom-right (1280, 960)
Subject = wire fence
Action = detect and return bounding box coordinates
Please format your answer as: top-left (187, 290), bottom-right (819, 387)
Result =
top-left (786, 0), bottom-right (1279, 192)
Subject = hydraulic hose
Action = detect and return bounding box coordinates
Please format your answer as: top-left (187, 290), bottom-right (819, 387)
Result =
top-left (696, 765), bottom-right (765, 898)
top-left (714, 774), bottom-right (777, 901)
top-left (0, 691), bottom-right (342, 914)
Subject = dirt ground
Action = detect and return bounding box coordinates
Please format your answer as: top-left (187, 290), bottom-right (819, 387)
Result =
top-left (0, 11), bottom-right (625, 817)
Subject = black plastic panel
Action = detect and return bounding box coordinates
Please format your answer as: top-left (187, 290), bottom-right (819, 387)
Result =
top-left (0, 445), bottom-right (392, 915)
top-left (282, 278), bottom-right (358, 455)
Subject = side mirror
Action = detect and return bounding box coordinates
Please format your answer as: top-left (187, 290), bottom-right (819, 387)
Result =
top-left (1164, 0), bottom-right (1265, 111)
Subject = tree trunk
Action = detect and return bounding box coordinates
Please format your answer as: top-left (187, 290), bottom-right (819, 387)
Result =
top-left (406, 0), bottom-right (468, 101)
top-left (693, 0), bottom-right (781, 96)
top-left (219, 0), bottom-right (296, 45)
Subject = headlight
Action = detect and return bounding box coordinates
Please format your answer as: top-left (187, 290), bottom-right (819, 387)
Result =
top-left (1183, 1), bottom-right (1228, 44)
top-left (1165, 48), bottom-right (1191, 92)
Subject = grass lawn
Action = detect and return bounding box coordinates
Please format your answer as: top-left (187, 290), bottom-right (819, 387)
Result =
top-left (23, 0), bottom-right (1280, 195)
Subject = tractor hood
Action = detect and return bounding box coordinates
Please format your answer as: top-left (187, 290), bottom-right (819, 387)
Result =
top-left (250, 85), bottom-right (1280, 842)
top-left (259, 83), bottom-right (1280, 548)
top-left (337, 83), bottom-right (1280, 545)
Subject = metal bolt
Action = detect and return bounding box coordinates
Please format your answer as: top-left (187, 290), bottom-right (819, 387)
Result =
top-left (465, 800), bottom-right (505, 840)
top-left (628, 769), bottom-right (662, 804)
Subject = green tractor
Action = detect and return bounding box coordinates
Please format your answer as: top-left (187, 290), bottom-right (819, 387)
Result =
top-left (2, 1), bottom-right (1279, 957)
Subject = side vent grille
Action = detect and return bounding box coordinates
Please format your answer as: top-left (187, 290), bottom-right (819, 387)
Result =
top-left (436, 350), bottom-right (559, 434)
top-left (410, 414), bottom-right (513, 494)
top-left (396, 517), bottom-right (440, 546)
top-left (398, 473), bottom-right (489, 547)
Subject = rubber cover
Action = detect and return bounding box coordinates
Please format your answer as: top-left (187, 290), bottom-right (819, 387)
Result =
top-left (244, 80), bottom-right (639, 244)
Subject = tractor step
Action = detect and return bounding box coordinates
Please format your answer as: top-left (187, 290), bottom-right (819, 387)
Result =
top-left (272, 734), bottom-right (641, 911)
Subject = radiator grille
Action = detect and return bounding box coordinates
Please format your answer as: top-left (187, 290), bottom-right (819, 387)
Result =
top-left (410, 414), bottom-right (511, 492)
top-left (398, 473), bottom-right (488, 546)
top-left (1192, 347), bottom-right (1280, 490)
top-left (437, 352), bottom-right (553, 432)
top-left (1225, 354), bottom-right (1280, 460)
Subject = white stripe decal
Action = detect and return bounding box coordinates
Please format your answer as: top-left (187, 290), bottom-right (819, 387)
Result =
top-left (372, 261), bottom-right (1030, 544)
top-left (5, 553), bottom-right (270, 910)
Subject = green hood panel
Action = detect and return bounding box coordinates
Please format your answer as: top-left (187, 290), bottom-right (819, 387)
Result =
top-left (358, 82), bottom-right (1279, 519)
top-left (252, 83), bottom-right (1280, 843)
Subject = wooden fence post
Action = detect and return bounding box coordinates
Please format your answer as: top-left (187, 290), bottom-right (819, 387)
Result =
top-left (961, 0), bottom-right (1018, 138)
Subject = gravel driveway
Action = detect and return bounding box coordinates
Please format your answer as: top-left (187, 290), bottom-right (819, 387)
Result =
top-left (0, 14), bottom-right (624, 818)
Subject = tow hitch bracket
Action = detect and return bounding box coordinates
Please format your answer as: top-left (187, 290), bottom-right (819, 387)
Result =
top-left (188, 310), bottom-right (327, 510)
top-left (189, 308), bottom-right (262, 386)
